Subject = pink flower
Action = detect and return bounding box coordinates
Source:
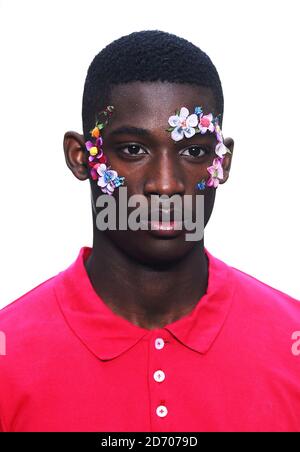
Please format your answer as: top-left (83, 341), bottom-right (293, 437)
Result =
top-left (207, 158), bottom-right (224, 188)
top-left (198, 113), bottom-right (215, 134)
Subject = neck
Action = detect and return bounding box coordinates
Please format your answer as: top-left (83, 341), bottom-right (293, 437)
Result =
top-left (85, 231), bottom-right (208, 330)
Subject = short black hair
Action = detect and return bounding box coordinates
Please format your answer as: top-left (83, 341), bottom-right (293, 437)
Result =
top-left (82, 30), bottom-right (224, 140)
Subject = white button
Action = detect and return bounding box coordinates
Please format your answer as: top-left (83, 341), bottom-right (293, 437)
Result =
top-left (155, 338), bottom-right (165, 350)
top-left (153, 370), bottom-right (165, 382)
top-left (156, 405), bottom-right (168, 418)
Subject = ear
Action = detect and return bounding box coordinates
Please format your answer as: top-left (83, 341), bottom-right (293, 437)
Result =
top-left (63, 131), bottom-right (89, 181)
top-left (219, 137), bottom-right (234, 184)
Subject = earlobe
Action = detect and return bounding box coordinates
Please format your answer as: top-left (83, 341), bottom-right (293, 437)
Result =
top-left (220, 137), bottom-right (234, 184)
top-left (63, 131), bottom-right (89, 181)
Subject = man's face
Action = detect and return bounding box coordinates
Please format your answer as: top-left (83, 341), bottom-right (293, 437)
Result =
top-left (89, 81), bottom-right (233, 265)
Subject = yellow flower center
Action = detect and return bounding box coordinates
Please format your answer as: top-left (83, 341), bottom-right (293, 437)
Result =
top-left (89, 146), bottom-right (98, 156)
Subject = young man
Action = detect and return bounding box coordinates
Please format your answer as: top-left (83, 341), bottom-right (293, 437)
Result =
top-left (0, 30), bottom-right (299, 433)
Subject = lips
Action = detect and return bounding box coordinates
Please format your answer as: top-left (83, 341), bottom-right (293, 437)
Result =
top-left (146, 209), bottom-right (184, 238)
top-left (146, 220), bottom-right (184, 238)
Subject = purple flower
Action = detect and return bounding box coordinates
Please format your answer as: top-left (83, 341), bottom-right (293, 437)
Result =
top-left (207, 158), bottom-right (224, 188)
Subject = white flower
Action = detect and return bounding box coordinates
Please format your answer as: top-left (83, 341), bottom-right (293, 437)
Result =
top-left (215, 142), bottom-right (230, 158)
top-left (168, 107), bottom-right (198, 141)
top-left (96, 163), bottom-right (118, 194)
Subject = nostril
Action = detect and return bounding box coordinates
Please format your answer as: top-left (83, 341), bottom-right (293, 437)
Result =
top-left (144, 183), bottom-right (185, 198)
top-left (143, 168), bottom-right (185, 197)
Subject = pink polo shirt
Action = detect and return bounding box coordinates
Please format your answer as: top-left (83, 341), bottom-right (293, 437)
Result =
top-left (0, 247), bottom-right (300, 432)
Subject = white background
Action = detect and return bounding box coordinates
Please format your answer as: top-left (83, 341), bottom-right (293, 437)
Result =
top-left (0, 0), bottom-right (299, 309)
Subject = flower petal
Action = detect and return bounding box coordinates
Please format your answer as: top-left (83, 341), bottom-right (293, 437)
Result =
top-left (101, 186), bottom-right (111, 195)
top-left (179, 107), bottom-right (189, 120)
top-left (106, 182), bottom-right (115, 193)
top-left (183, 127), bottom-right (196, 139)
top-left (215, 142), bottom-right (227, 157)
top-left (171, 127), bottom-right (184, 141)
top-left (99, 154), bottom-right (107, 164)
top-left (218, 165), bottom-right (224, 179)
top-left (91, 127), bottom-right (100, 138)
top-left (168, 115), bottom-right (180, 127)
top-left (99, 163), bottom-right (107, 171)
top-left (106, 169), bottom-right (118, 180)
top-left (97, 176), bottom-right (107, 188)
top-left (97, 163), bottom-right (107, 176)
top-left (90, 168), bottom-right (98, 181)
top-left (186, 114), bottom-right (198, 128)
top-left (207, 165), bottom-right (215, 175)
top-left (207, 177), bottom-right (214, 187)
top-left (96, 137), bottom-right (103, 148)
top-left (85, 141), bottom-right (93, 150)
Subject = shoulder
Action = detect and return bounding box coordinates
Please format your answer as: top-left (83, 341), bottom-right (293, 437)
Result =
top-left (207, 248), bottom-right (299, 316)
top-left (0, 248), bottom-right (88, 327)
top-left (208, 258), bottom-right (300, 371)
top-left (0, 272), bottom-right (66, 370)
top-left (226, 263), bottom-right (300, 346)
top-left (230, 264), bottom-right (299, 311)
top-left (0, 274), bottom-right (61, 330)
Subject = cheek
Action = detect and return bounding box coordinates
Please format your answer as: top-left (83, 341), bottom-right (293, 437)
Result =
top-left (204, 189), bottom-right (216, 225)
top-left (122, 167), bottom-right (147, 196)
top-left (181, 163), bottom-right (211, 192)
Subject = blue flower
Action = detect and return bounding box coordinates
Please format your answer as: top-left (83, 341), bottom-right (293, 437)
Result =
top-left (112, 176), bottom-right (125, 189)
top-left (196, 179), bottom-right (206, 190)
top-left (194, 106), bottom-right (203, 116)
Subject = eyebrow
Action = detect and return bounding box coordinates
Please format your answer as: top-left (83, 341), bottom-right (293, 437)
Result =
top-left (107, 126), bottom-right (152, 138)
top-left (106, 124), bottom-right (217, 144)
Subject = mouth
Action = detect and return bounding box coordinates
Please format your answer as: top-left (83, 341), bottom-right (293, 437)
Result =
top-left (139, 208), bottom-right (183, 238)
top-left (145, 212), bottom-right (184, 238)
top-left (147, 220), bottom-right (183, 236)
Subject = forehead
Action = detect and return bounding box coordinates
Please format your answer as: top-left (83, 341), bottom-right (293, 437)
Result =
top-left (108, 82), bottom-right (217, 130)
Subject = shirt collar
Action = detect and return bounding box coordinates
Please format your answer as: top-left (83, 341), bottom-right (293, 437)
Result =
top-left (54, 247), bottom-right (235, 361)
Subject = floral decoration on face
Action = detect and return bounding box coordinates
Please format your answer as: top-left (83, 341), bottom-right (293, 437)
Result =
top-left (167, 106), bottom-right (231, 189)
top-left (196, 179), bottom-right (206, 191)
top-left (167, 107), bottom-right (198, 141)
top-left (85, 105), bottom-right (125, 195)
top-left (207, 157), bottom-right (224, 188)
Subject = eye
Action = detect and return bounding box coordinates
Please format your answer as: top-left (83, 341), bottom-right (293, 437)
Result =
top-left (118, 144), bottom-right (148, 156)
top-left (179, 146), bottom-right (209, 158)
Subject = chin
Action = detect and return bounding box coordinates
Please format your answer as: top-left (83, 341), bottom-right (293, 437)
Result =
top-left (108, 229), bottom-right (198, 267)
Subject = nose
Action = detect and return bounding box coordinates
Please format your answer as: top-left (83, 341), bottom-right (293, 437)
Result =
top-left (143, 151), bottom-right (185, 197)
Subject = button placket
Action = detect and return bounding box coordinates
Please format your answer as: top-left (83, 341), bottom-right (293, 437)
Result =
top-left (153, 336), bottom-right (168, 418)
